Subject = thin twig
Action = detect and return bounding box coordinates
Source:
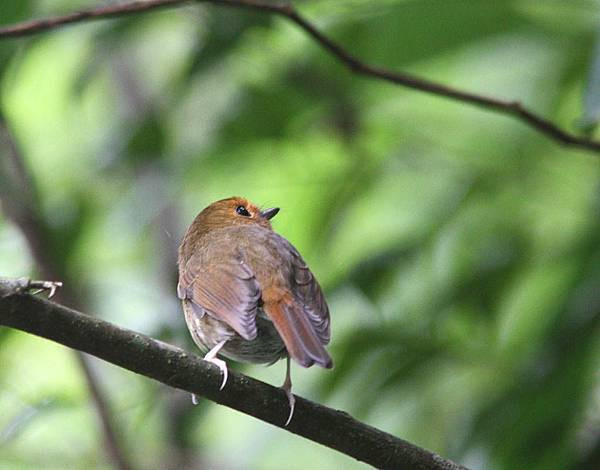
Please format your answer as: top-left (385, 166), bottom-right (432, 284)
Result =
top-left (0, 0), bottom-right (598, 154)
top-left (0, 286), bottom-right (467, 470)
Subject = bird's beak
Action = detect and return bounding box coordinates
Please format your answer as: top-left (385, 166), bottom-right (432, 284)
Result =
top-left (261, 207), bottom-right (280, 220)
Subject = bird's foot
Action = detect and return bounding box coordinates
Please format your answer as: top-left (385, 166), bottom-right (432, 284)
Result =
top-left (282, 356), bottom-right (295, 426)
top-left (205, 356), bottom-right (228, 390)
top-left (282, 383), bottom-right (295, 427)
top-left (0, 277), bottom-right (63, 298)
top-left (204, 340), bottom-right (228, 390)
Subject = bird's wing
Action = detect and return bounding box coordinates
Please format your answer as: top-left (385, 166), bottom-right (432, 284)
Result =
top-left (255, 232), bottom-right (332, 368)
top-left (287, 244), bottom-right (331, 346)
top-left (177, 253), bottom-right (261, 341)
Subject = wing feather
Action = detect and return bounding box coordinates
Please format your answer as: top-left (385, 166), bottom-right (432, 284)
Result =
top-left (287, 243), bottom-right (331, 345)
top-left (178, 255), bottom-right (261, 341)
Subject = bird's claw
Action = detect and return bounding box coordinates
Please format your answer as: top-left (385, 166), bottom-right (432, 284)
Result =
top-left (207, 356), bottom-right (228, 390)
top-left (191, 353), bottom-right (228, 405)
top-left (31, 280), bottom-right (63, 298)
top-left (1, 278), bottom-right (63, 299)
top-left (283, 387), bottom-right (295, 427)
top-left (282, 356), bottom-right (295, 426)
top-left (203, 341), bottom-right (229, 390)
top-left (202, 356), bottom-right (228, 390)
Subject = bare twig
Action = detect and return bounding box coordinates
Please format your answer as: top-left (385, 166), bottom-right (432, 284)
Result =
top-left (0, 287), bottom-right (466, 470)
top-left (0, 0), bottom-right (598, 154)
top-left (0, 119), bottom-right (133, 470)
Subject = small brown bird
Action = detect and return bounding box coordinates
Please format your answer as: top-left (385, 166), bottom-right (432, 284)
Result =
top-left (177, 197), bottom-right (332, 425)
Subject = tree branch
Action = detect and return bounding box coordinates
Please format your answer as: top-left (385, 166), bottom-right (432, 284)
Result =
top-left (0, 286), bottom-right (465, 470)
top-left (0, 118), bottom-right (133, 470)
top-left (0, 0), bottom-right (598, 155)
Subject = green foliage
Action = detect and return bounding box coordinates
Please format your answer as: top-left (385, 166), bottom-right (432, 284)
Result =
top-left (0, 1), bottom-right (599, 469)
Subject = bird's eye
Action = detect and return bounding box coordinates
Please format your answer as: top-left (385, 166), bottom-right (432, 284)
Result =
top-left (236, 205), bottom-right (251, 217)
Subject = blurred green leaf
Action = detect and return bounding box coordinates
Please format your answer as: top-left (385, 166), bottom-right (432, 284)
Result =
top-left (0, 1), bottom-right (599, 468)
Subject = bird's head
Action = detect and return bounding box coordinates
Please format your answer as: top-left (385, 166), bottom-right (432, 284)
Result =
top-left (193, 197), bottom-right (279, 233)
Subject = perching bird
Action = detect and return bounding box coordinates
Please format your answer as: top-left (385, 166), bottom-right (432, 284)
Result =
top-left (177, 197), bottom-right (332, 425)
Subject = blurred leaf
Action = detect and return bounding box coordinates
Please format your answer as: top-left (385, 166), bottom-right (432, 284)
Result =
top-left (0, 2), bottom-right (32, 25)
top-left (579, 31), bottom-right (600, 135)
top-left (0, 1), bottom-right (599, 468)
top-left (0, 399), bottom-right (58, 444)
top-left (187, 8), bottom-right (273, 77)
top-left (125, 114), bottom-right (166, 164)
top-left (0, 2), bottom-right (34, 78)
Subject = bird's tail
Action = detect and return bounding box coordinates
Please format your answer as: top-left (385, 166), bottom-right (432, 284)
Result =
top-left (265, 296), bottom-right (333, 369)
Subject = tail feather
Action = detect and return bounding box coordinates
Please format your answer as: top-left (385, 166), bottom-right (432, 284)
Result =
top-left (266, 298), bottom-right (333, 369)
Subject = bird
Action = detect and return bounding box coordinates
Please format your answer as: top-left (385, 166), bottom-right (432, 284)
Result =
top-left (177, 196), bottom-right (332, 425)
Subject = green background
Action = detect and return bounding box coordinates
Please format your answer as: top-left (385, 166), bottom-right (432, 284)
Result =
top-left (0, 1), bottom-right (599, 469)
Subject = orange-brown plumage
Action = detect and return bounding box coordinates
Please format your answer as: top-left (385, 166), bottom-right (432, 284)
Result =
top-left (177, 197), bottom-right (332, 423)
